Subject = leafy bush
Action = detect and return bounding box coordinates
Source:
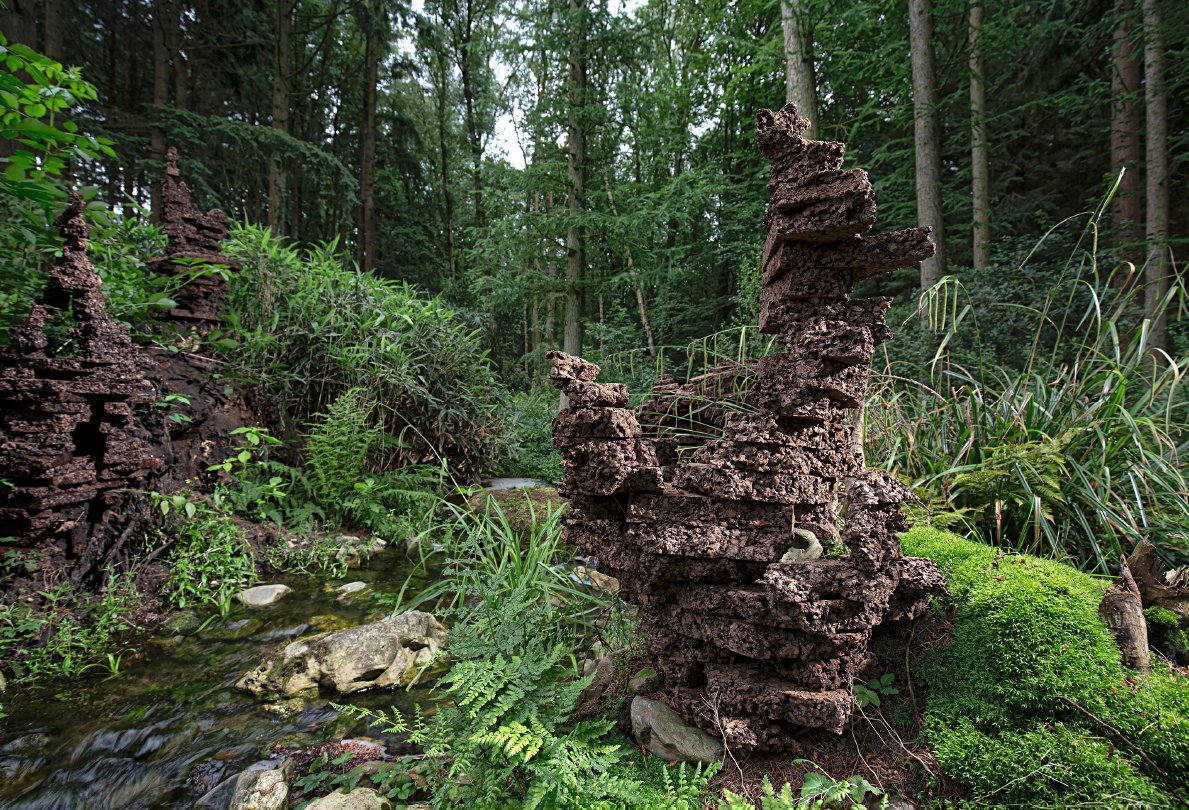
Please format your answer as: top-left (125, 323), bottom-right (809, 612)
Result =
top-left (903, 526), bottom-right (1189, 808)
top-left (224, 225), bottom-right (504, 475)
top-left (498, 388), bottom-right (563, 482)
top-left (153, 503), bottom-right (258, 614)
top-left (0, 572), bottom-right (140, 715)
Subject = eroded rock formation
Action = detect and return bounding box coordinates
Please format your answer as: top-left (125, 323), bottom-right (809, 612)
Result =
top-left (148, 147), bottom-right (240, 327)
top-left (0, 193), bottom-right (159, 579)
top-left (549, 104), bottom-right (947, 751)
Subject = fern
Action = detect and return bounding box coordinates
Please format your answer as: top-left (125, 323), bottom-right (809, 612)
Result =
top-left (303, 387), bottom-right (381, 511)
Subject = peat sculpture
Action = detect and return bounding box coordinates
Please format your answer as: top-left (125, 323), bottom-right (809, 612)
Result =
top-left (549, 104), bottom-right (948, 751)
top-left (149, 147), bottom-right (240, 327)
top-left (0, 194), bottom-right (159, 579)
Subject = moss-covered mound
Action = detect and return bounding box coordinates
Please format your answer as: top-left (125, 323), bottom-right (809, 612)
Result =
top-left (902, 527), bottom-right (1189, 808)
top-left (465, 487), bottom-right (566, 540)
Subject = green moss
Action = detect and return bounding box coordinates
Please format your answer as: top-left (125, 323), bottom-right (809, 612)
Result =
top-left (901, 526), bottom-right (1189, 808)
top-left (1145, 606), bottom-right (1189, 651)
top-left (465, 487), bottom-right (566, 540)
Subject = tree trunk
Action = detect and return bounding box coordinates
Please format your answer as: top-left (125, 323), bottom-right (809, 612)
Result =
top-left (779, 0), bottom-right (818, 139)
top-left (561, 0), bottom-right (587, 407)
top-left (969, 0), bottom-right (989, 269)
top-left (166, 0), bottom-right (186, 110)
top-left (604, 169), bottom-right (656, 357)
top-left (435, 47), bottom-right (456, 279)
top-left (1111, 0), bottom-right (1143, 271)
top-left (1143, 0), bottom-right (1169, 357)
top-left (268, 0), bottom-right (294, 234)
top-left (356, 24), bottom-right (378, 272)
top-left (150, 0), bottom-right (170, 222)
top-left (459, 0), bottom-right (485, 228)
top-left (0, 0), bottom-right (36, 48)
top-left (909, 0), bottom-right (947, 313)
top-left (563, 0), bottom-right (587, 365)
top-left (43, 0), bottom-right (63, 60)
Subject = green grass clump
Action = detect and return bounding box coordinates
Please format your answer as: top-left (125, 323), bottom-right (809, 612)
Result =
top-left (903, 526), bottom-right (1189, 808)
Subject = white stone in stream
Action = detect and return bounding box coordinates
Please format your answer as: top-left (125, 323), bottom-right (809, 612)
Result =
top-left (235, 584), bottom-right (293, 607)
top-left (304, 787), bottom-right (392, 810)
top-left (335, 581), bottom-right (370, 603)
top-left (236, 610), bottom-right (447, 698)
top-left (630, 696), bottom-right (724, 764)
top-left (194, 761), bottom-right (291, 810)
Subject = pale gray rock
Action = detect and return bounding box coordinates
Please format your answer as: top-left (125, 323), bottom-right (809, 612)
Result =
top-left (235, 584), bottom-right (293, 608)
top-left (630, 696), bottom-right (723, 763)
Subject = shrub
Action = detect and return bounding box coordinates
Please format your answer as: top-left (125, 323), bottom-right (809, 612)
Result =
top-left (153, 503), bottom-right (258, 614)
top-left (498, 388), bottom-right (563, 482)
top-left (223, 225), bottom-right (504, 476)
top-left (903, 526), bottom-right (1189, 808)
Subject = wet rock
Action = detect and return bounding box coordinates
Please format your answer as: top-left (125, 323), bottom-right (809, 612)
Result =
top-left (163, 610), bottom-right (203, 636)
top-left (303, 787), bottom-right (392, 810)
top-left (237, 611), bottom-right (447, 698)
top-left (886, 798), bottom-right (917, 810)
top-left (194, 760), bottom-right (291, 810)
top-left (578, 654), bottom-right (614, 707)
top-left (308, 614), bottom-right (357, 633)
top-left (0, 671), bottom-right (6, 692)
top-left (335, 535), bottom-right (386, 568)
top-left (628, 667), bottom-right (659, 694)
top-left (630, 696), bottom-right (723, 763)
top-left (204, 618), bottom-right (263, 641)
top-left (260, 698), bottom-right (306, 717)
top-left (236, 584), bottom-right (293, 607)
top-left (572, 565), bottom-right (620, 593)
top-left (335, 581), bottom-right (369, 603)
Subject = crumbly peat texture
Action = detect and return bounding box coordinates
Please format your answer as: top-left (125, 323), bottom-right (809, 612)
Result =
top-left (147, 147), bottom-right (241, 326)
top-left (548, 103), bottom-right (947, 751)
top-left (0, 194), bottom-right (159, 577)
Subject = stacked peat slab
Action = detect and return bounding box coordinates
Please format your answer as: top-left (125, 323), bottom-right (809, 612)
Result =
top-left (147, 147), bottom-right (240, 327)
top-left (0, 194), bottom-right (159, 579)
top-left (548, 104), bottom-right (947, 752)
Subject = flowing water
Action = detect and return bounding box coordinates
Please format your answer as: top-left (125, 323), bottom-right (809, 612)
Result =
top-left (0, 552), bottom-right (433, 810)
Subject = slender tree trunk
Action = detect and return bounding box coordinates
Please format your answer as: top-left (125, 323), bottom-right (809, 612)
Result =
top-left (563, 0), bottom-right (587, 364)
top-left (1144, 0), bottom-right (1169, 356)
top-left (969, 0), bottom-right (990, 269)
top-left (435, 48), bottom-right (456, 278)
top-left (1111, 0), bottom-right (1143, 272)
top-left (166, 0), bottom-right (186, 110)
top-left (545, 188), bottom-right (557, 350)
top-left (459, 0), bottom-right (485, 228)
top-left (909, 0), bottom-right (948, 314)
top-left (43, 0), bottom-right (63, 60)
top-left (357, 26), bottom-right (378, 271)
top-left (268, 0), bottom-right (294, 234)
top-left (779, 0), bottom-right (818, 138)
top-left (603, 169), bottom-right (656, 357)
top-left (150, 0), bottom-right (170, 221)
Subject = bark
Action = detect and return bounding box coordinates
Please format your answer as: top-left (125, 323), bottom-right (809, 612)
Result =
top-left (779, 0), bottom-right (818, 139)
top-left (1111, 0), bottom-right (1143, 269)
top-left (968, 0), bottom-right (990, 269)
top-left (1099, 558), bottom-right (1151, 675)
top-left (458, 0), bottom-right (485, 228)
top-left (0, 0), bottom-right (36, 48)
top-left (166, 0), bottom-right (186, 110)
top-left (150, 0), bottom-right (170, 221)
top-left (1143, 0), bottom-right (1169, 356)
top-left (268, 0), bottom-right (294, 234)
top-left (434, 46), bottom-right (456, 278)
top-left (356, 23), bottom-right (378, 272)
top-left (43, 0), bottom-right (63, 60)
top-left (909, 0), bottom-right (947, 313)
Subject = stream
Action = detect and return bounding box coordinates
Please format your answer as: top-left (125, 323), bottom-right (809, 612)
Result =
top-left (0, 549), bottom-right (433, 810)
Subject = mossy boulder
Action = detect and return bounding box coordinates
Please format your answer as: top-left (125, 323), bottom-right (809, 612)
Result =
top-left (465, 487), bottom-right (566, 539)
top-left (902, 527), bottom-right (1189, 808)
